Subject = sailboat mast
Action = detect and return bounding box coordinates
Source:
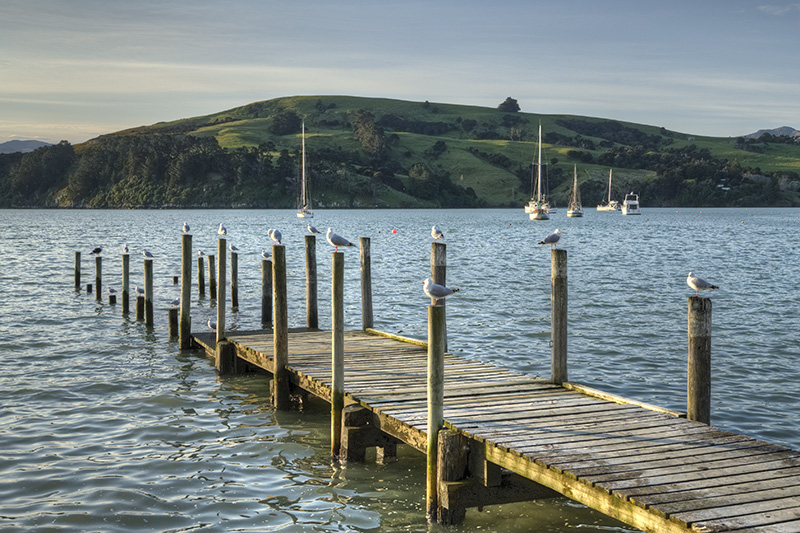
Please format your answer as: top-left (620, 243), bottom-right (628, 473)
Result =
top-left (536, 123), bottom-right (542, 201)
top-left (608, 169), bottom-right (612, 203)
top-left (301, 122), bottom-right (306, 206)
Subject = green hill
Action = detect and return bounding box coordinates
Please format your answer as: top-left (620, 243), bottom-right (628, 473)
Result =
top-left (2, 95), bottom-right (799, 208)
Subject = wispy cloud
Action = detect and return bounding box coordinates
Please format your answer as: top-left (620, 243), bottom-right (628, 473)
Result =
top-left (757, 3), bottom-right (800, 15)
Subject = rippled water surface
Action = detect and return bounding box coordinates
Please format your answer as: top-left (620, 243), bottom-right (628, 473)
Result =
top-left (1, 208), bottom-right (798, 532)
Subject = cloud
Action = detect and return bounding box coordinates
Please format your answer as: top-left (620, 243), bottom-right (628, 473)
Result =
top-left (757, 3), bottom-right (800, 15)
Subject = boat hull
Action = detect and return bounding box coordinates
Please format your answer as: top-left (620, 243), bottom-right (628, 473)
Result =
top-left (567, 210), bottom-right (583, 217)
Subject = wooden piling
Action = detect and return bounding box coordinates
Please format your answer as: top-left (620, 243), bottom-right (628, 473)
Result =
top-left (272, 245), bottom-right (289, 410)
top-left (230, 250), bottom-right (238, 310)
top-left (179, 233), bottom-right (192, 350)
top-left (360, 237), bottom-right (373, 330)
top-left (208, 254), bottom-right (216, 299)
top-left (215, 340), bottom-right (236, 374)
top-left (74, 251), bottom-right (81, 290)
top-left (122, 253), bottom-right (130, 314)
top-left (197, 255), bottom-right (205, 297)
top-left (261, 258), bottom-right (272, 327)
top-left (430, 242), bottom-right (447, 350)
top-left (688, 296), bottom-right (712, 424)
top-left (168, 307), bottom-right (178, 337)
top-left (305, 235), bottom-right (318, 329)
top-left (95, 256), bottom-right (102, 302)
top-left (551, 249), bottom-right (568, 384)
top-left (108, 294), bottom-right (116, 305)
top-left (437, 428), bottom-right (470, 524)
top-left (331, 252), bottom-right (345, 457)
top-left (172, 275), bottom-right (179, 284)
top-left (136, 295), bottom-right (144, 320)
top-left (427, 304), bottom-right (446, 521)
top-left (216, 239), bottom-right (226, 345)
top-left (144, 258), bottom-right (153, 326)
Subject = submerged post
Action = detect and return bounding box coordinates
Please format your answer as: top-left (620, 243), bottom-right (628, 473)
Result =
top-left (230, 249), bottom-right (238, 310)
top-left (74, 251), bottom-right (81, 290)
top-left (331, 252), bottom-right (345, 457)
top-left (144, 258), bottom-right (153, 326)
top-left (179, 233), bottom-right (192, 349)
top-left (272, 244), bottom-right (289, 410)
top-left (688, 296), bottom-right (712, 424)
top-left (305, 235), bottom-right (318, 328)
top-left (360, 237), bottom-right (373, 330)
top-left (197, 254), bottom-right (205, 297)
top-left (216, 238), bottom-right (226, 345)
top-left (426, 304), bottom-right (446, 521)
top-left (551, 249), bottom-right (568, 384)
top-left (95, 256), bottom-right (102, 302)
top-left (208, 254), bottom-right (217, 299)
top-left (261, 257), bottom-right (272, 327)
top-left (122, 253), bottom-right (130, 314)
top-left (168, 307), bottom-right (178, 338)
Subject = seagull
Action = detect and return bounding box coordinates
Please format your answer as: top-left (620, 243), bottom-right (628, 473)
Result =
top-left (122, 244), bottom-right (129, 254)
top-left (170, 297), bottom-right (180, 307)
top-left (90, 246), bottom-right (102, 255)
top-left (431, 225), bottom-right (444, 241)
top-left (135, 286), bottom-right (145, 295)
top-left (182, 221), bottom-right (190, 233)
top-left (261, 249), bottom-right (271, 260)
top-left (207, 318), bottom-right (217, 331)
top-left (307, 223), bottom-right (321, 234)
top-left (197, 250), bottom-right (205, 256)
top-left (423, 278), bottom-right (460, 299)
top-left (229, 244), bottom-right (239, 252)
top-left (142, 249), bottom-right (154, 258)
top-left (687, 272), bottom-right (719, 297)
top-left (326, 227), bottom-right (354, 252)
top-left (268, 228), bottom-right (282, 245)
top-left (107, 287), bottom-right (117, 294)
top-left (538, 229), bottom-right (562, 249)
top-left (218, 224), bottom-right (227, 237)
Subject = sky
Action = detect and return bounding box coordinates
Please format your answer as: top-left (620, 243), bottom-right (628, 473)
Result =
top-left (1, 0), bottom-right (798, 144)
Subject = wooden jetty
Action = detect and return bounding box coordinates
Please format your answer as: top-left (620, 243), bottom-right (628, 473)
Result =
top-left (192, 327), bottom-right (800, 533)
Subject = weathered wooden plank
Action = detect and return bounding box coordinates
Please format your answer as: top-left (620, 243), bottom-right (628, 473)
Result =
top-left (659, 485), bottom-right (800, 517)
top-left (727, 519), bottom-right (800, 533)
top-left (690, 506), bottom-right (800, 531)
top-left (634, 474), bottom-right (800, 508)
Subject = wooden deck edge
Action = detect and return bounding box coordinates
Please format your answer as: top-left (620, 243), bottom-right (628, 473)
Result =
top-left (365, 327), bottom-right (428, 347)
top-left (563, 381), bottom-right (686, 418)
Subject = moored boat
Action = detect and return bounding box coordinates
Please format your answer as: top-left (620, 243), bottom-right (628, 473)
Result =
top-left (566, 165), bottom-right (583, 217)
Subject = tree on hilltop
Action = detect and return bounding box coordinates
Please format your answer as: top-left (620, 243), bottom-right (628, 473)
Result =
top-left (498, 97), bottom-right (520, 112)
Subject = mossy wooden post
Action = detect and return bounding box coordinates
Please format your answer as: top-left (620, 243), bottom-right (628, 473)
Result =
top-left (688, 296), bottom-right (712, 424)
top-left (168, 307), bottom-right (178, 337)
top-left (272, 244), bottom-right (289, 410)
top-left (179, 233), bottom-right (192, 349)
top-left (305, 235), bottom-right (318, 328)
top-left (121, 253), bottom-right (130, 314)
top-left (74, 251), bottom-right (81, 290)
top-left (197, 254), bottom-right (205, 297)
top-left (431, 242), bottom-right (447, 350)
top-left (230, 249), bottom-right (238, 310)
top-left (208, 254), bottom-right (216, 299)
top-left (136, 295), bottom-right (145, 320)
top-left (551, 249), bottom-right (568, 384)
top-left (216, 340), bottom-right (236, 374)
top-left (360, 237), bottom-right (373, 330)
top-left (261, 257), bottom-right (272, 327)
top-left (426, 304), bottom-right (446, 522)
top-left (437, 428), bottom-right (469, 524)
top-left (331, 251), bottom-right (345, 457)
top-left (216, 238), bottom-right (226, 346)
top-left (144, 258), bottom-right (154, 326)
top-left (95, 256), bottom-right (102, 302)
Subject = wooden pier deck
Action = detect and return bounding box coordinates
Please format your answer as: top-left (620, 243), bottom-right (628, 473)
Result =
top-left (193, 328), bottom-right (800, 533)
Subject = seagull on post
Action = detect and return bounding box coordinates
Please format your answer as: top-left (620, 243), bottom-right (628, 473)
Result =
top-left (307, 223), bottom-right (321, 234)
top-left (423, 278), bottom-right (460, 300)
top-left (326, 228), bottom-right (354, 252)
top-left (431, 225), bottom-right (444, 241)
top-left (538, 229), bottom-right (562, 249)
top-left (687, 272), bottom-right (719, 297)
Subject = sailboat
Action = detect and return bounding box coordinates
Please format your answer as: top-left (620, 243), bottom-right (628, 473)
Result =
top-left (525, 123), bottom-right (549, 220)
top-left (596, 169), bottom-right (620, 212)
top-left (566, 165), bottom-right (583, 217)
top-left (296, 122), bottom-right (313, 218)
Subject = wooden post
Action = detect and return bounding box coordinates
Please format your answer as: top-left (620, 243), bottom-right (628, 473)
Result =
top-left (272, 244), bottom-right (289, 410)
top-left (179, 233), bottom-right (192, 349)
top-left (688, 296), bottom-right (712, 424)
top-left (437, 428), bottom-right (470, 524)
top-left (216, 340), bottom-right (236, 374)
top-left (168, 307), bottom-right (178, 337)
top-left (144, 258), bottom-right (153, 326)
top-left (136, 295), bottom-right (144, 320)
top-left (122, 253), bottom-right (130, 314)
top-left (551, 249), bottom-right (568, 384)
top-left (95, 256), bottom-right (102, 302)
top-left (305, 235), bottom-right (318, 328)
top-left (208, 254), bottom-right (216, 299)
top-left (197, 255), bottom-right (205, 297)
top-left (360, 237), bottom-right (373, 330)
top-left (230, 249), bottom-right (238, 310)
top-left (261, 258), bottom-right (272, 327)
top-left (86, 284), bottom-right (92, 293)
top-left (431, 242), bottom-right (447, 350)
top-left (331, 252), bottom-right (345, 457)
top-left (216, 239), bottom-right (226, 345)
top-left (74, 251), bottom-right (81, 290)
top-left (427, 304), bottom-right (446, 521)
top-left (108, 294), bottom-right (116, 305)
top-left (172, 275), bottom-right (179, 284)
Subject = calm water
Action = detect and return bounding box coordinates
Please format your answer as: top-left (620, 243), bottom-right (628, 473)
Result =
top-left (1, 207), bottom-right (798, 532)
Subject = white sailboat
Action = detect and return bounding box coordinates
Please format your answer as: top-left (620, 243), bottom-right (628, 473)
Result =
top-left (567, 165), bottom-right (583, 217)
top-left (596, 169), bottom-right (620, 212)
top-left (296, 122), bottom-right (313, 218)
top-left (525, 123), bottom-right (549, 220)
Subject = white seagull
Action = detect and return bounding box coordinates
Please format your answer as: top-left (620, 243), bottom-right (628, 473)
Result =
top-left (261, 249), bottom-right (271, 260)
top-left (170, 297), bottom-right (180, 307)
top-left (687, 272), bottom-right (719, 297)
top-left (142, 249), bottom-right (154, 258)
top-left (307, 223), bottom-right (321, 234)
top-left (218, 224), bottom-right (227, 237)
top-left (90, 246), bottom-right (102, 255)
top-left (229, 244), bottom-right (239, 252)
top-left (107, 287), bottom-right (117, 294)
top-left (268, 228), bottom-right (282, 245)
top-left (538, 229), bottom-right (562, 249)
top-left (431, 225), bottom-right (444, 241)
top-left (197, 250), bottom-right (205, 256)
top-left (122, 244), bottom-right (129, 254)
top-left (207, 318), bottom-right (217, 331)
top-left (182, 221), bottom-right (190, 233)
top-left (423, 278), bottom-right (460, 299)
top-left (326, 228), bottom-right (354, 252)
top-left (135, 286), bottom-right (145, 295)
